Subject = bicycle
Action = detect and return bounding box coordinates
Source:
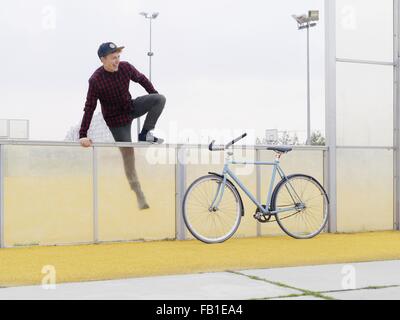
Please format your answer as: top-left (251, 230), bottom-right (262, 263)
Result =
top-left (182, 133), bottom-right (329, 243)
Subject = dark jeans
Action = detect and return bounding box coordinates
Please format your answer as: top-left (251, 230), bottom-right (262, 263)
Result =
top-left (109, 93), bottom-right (166, 192)
top-left (109, 93), bottom-right (166, 142)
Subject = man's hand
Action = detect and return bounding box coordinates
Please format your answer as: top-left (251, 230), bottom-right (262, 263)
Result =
top-left (79, 137), bottom-right (93, 148)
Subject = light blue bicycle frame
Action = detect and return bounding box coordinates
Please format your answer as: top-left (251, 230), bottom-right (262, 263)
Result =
top-left (209, 156), bottom-right (304, 216)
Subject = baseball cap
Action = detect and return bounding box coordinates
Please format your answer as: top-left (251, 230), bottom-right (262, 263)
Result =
top-left (97, 42), bottom-right (125, 59)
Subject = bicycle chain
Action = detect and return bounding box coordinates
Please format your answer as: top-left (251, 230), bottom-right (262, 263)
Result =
top-left (254, 205), bottom-right (303, 223)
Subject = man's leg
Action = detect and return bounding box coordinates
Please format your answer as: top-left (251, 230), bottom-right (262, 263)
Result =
top-left (130, 93), bottom-right (166, 142)
top-left (109, 122), bottom-right (149, 210)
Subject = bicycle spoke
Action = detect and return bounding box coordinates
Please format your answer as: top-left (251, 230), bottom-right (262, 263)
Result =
top-left (190, 190), bottom-right (210, 210)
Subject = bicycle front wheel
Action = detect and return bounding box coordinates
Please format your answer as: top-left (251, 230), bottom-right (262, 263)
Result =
top-left (183, 175), bottom-right (242, 244)
top-left (272, 174), bottom-right (329, 239)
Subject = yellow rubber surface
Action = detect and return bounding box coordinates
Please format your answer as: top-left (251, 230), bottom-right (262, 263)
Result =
top-left (1, 231), bottom-right (400, 287)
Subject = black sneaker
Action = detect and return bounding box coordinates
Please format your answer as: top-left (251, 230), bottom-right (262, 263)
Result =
top-left (138, 131), bottom-right (164, 144)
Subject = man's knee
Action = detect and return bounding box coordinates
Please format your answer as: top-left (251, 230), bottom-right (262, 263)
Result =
top-left (153, 93), bottom-right (166, 107)
top-left (159, 94), bottom-right (166, 104)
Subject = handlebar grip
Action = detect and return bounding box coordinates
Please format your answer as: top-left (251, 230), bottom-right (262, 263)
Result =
top-left (208, 140), bottom-right (215, 151)
top-left (225, 132), bottom-right (248, 148)
top-left (209, 133), bottom-right (247, 151)
top-left (209, 140), bottom-right (225, 151)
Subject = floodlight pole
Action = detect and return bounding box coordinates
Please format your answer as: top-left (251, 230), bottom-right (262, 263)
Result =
top-left (295, 17), bottom-right (316, 145)
top-left (306, 22), bottom-right (311, 145)
top-left (138, 12), bottom-right (158, 138)
top-left (149, 17), bottom-right (153, 82)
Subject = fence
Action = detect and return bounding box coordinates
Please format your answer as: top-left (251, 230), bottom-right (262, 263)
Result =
top-left (0, 140), bottom-right (394, 248)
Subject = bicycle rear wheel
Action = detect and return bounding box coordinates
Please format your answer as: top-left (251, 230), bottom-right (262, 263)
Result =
top-left (183, 175), bottom-right (242, 244)
top-left (272, 174), bottom-right (329, 239)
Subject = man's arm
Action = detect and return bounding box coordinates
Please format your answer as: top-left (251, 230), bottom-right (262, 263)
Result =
top-left (79, 79), bottom-right (98, 139)
top-left (127, 62), bottom-right (158, 94)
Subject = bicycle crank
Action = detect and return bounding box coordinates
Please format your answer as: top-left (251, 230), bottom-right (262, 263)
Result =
top-left (253, 205), bottom-right (274, 223)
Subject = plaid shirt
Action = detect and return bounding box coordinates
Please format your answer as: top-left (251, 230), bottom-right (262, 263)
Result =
top-left (79, 61), bottom-right (158, 139)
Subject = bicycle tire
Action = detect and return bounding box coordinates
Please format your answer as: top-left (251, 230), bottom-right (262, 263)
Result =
top-left (182, 174), bottom-right (243, 244)
top-left (271, 174), bottom-right (329, 239)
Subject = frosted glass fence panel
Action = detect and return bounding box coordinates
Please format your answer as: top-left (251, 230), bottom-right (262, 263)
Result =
top-left (336, 148), bottom-right (393, 232)
top-left (336, 0), bottom-right (393, 62)
top-left (185, 146), bottom-right (258, 239)
top-left (3, 145), bottom-right (93, 247)
top-left (258, 149), bottom-right (325, 237)
top-left (1, 143), bottom-right (393, 247)
top-left (9, 120), bottom-right (29, 140)
top-left (336, 63), bottom-right (393, 147)
top-left (97, 145), bottom-right (176, 241)
top-left (0, 120), bottom-right (7, 138)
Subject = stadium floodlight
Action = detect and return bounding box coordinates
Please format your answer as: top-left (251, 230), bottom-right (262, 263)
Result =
top-left (292, 10), bottom-right (319, 30)
top-left (140, 12), bottom-right (159, 19)
top-left (291, 14), bottom-right (309, 25)
top-left (308, 10), bottom-right (319, 22)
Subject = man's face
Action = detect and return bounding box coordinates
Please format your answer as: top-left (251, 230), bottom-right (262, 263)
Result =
top-left (101, 51), bottom-right (121, 72)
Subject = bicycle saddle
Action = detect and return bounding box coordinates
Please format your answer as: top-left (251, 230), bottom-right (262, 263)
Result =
top-left (267, 146), bottom-right (293, 153)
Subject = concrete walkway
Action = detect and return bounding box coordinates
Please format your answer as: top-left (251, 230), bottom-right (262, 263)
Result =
top-left (1, 260), bottom-right (400, 300)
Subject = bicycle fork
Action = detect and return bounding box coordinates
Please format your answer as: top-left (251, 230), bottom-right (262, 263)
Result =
top-left (209, 173), bottom-right (227, 212)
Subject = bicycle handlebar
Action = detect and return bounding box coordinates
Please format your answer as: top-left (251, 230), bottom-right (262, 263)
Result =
top-left (225, 133), bottom-right (247, 148)
top-left (208, 140), bottom-right (224, 151)
top-left (208, 133), bottom-right (247, 151)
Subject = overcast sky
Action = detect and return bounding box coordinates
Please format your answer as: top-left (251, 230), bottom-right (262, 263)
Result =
top-left (0, 0), bottom-right (325, 143)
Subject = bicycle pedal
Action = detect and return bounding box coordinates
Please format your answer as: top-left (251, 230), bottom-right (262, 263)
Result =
top-left (254, 205), bottom-right (273, 223)
top-left (254, 213), bottom-right (272, 223)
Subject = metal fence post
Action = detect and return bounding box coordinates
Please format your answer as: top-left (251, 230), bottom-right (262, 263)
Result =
top-left (256, 148), bottom-right (261, 237)
top-left (175, 144), bottom-right (187, 240)
top-left (325, 0), bottom-right (337, 233)
top-left (93, 146), bottom-right (99, 243)
top-left (323, 149), bottom-right (330, 233)
top-left (394, 0), bottom-right (400, 230)
top-left (0, 144), bottom-right (4, 248)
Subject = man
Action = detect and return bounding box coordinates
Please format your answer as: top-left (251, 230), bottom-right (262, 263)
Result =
top-left (79, 42), bottom-right (166, 209)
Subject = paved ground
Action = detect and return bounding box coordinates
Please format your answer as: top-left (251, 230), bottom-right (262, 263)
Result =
top-left (1, 231), bottom-right (400, 287)
top-left (1, 260), bottom-right (400, 300)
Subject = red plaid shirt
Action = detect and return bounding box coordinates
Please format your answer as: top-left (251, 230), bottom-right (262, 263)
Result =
top-left (79, 61), bottom-right (158, 139)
